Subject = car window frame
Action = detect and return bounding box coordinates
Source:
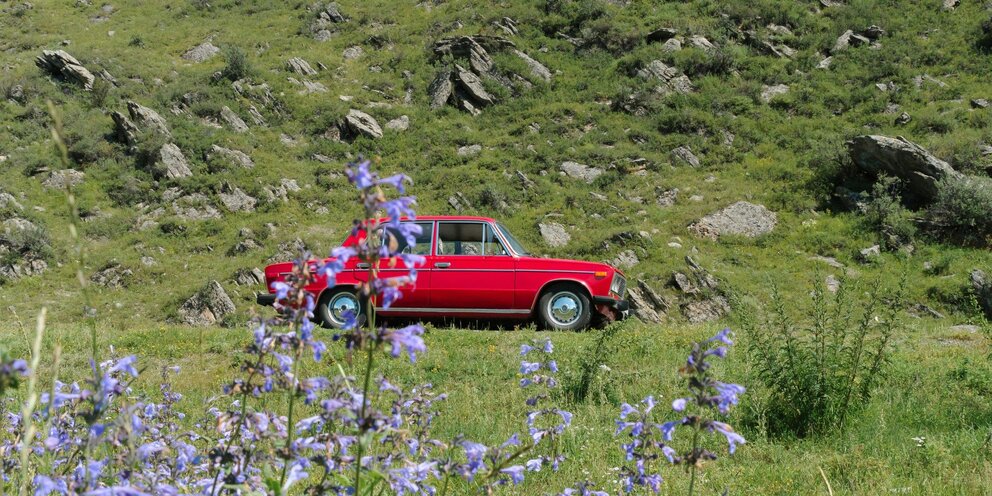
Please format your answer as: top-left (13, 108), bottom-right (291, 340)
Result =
top-left (435, 221), bottom-right (492, 256)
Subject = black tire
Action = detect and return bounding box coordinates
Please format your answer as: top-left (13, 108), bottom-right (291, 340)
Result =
top-left (317, 287), bottom-right (363, 329)
top-left (537, 284), bottom-right (592, 331)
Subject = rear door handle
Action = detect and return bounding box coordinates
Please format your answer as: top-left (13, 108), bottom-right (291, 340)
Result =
top-left (357, 262), bottom-right (371, 269)
top-left (434, 262), bottom-right (451, 268)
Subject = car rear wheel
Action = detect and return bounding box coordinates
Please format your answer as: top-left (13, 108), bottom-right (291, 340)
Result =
top-left (537, 284), bottom-right (591, 331)
top-left (318, 287), bottom-right (363, 329)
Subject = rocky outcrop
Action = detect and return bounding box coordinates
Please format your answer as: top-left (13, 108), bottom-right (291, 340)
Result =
top-left (539, 222), bottom-right (570, 247)
top-left (220, 106), bottom-right (249, 133)
top-left (177, 280), bottom-right (236, 326)
top-left (208, 145), bottom-right (254, 168)
top-left (385, 115), bottom-right (409, 131)
top-left (559, 161), bottom-right (604, 183)
top-left (155, 143), bottom-right (193, 179)
top-left (286, 57), bottom-right (317, 76)
top-left (671, 146), bottom-right (700, 167)
top-left (689, 201), bottom-right (777, 239)
top-left (637, 60), bottom-right (693, 95)
top-left (761, 84), bottom-right (790, 102)
top-left (42, 169), bottom-right (85, 190)
top-left (91, 260), bottom-right (133, 288)
top-left (971, 269), bottom-right (992, 319)
top-left (342, 109), bottom-right (382, 140)
top-left (233, 267), bottom-right (265, 286)
top-left (513, 50), bottom-right (551, 82)
top-left (218, 185), bottom-right (258, 212)
top-left (181, 42), bottom-right (220, 63)
top-left (847, 135), bottom-right (963, 204)
top-left (35, 50), bottom-right (95, 90)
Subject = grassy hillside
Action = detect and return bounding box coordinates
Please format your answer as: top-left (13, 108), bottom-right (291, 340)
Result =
top-left (1, 1), bottom-right (992, 493)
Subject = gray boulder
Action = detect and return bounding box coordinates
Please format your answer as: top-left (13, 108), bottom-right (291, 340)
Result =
top-left (0, 192), bottom-right (23, 211)
top-left (453, 64), bottom-right (494, 106)
top-left (42, 169), bottom-right (85, 189)
top-left (220, 106), bottom-right (249, 133)
top-left (457, 144), bottom-right (482, 157)
top-left (513, 50), bottom-right (551, 82)
top-left (156, 143), bottom-right (193, 179)
top-left (126, 101), bottom-right (172, 138)
top-left (90, 260), bottom-right (133, 288)
top-left (559, 161), bottom-right (604, 183)
top-left (682, 296), bottom-right (730, 323)
top-left (35, 50), bottom-right (95, 90)
top-left (218, 186), bottom-right (258, 212)
top-left (233, 267), bottom-right (266, 286)
top-left (971, 269), bottom-right (992, 319)
top-left (761, 84), bottom-right (790, 102)
top-left (287, 57), bottom-right (317, 76)
top-left (627, 285), bottom-right (662, 323)
top-left (689, 201), bottom-right (778, 239)
top-left (637, 60), bottom-right (693, 95)
top-left (428, 69), bottom-right (454, 109)
top-left (832, 29), bottom-right (870, 53)
top-left (385, 115), bottom-right (410, 131)
top-left (177, 280), bottom-right (236, 326)
top-left (539, 222), bottom-right (570, 248)
top-left (111, 111), bottom-right (141, 149)
top-left (208, 145), bottom-right (254, 168)
top-left (847, 135), bottom-right (963, 204)
top-left (343, 109), bottom-right (383, 140)
top-left (181, 42), bottom-right (220, 63)
top-left (671, 146), bottom-right (700, 167)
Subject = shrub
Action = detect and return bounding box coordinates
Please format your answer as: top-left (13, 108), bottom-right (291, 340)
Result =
top-left (925, 175), bottom-right (992, 246)
top-left (563, 321), bottom-right (625, 404)
top-left (739, 274), bottom-right (904, 437)
top-left (862, 176), bottom-right (917, 249)
top-left (220, 46), bottom-right (253, 81)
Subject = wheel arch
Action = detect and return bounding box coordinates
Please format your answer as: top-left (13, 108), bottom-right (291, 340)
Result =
top-left (530, 279), bottom-right (593, 312)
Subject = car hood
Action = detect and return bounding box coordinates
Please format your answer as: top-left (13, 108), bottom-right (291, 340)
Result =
top-left (515, 255), bottom-right (622, 274)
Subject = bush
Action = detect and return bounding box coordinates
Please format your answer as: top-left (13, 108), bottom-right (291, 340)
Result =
top-left (563, 321), bottom-right (625, 404)
top-left (862, 176), bottom-right (917, 249)
top-left (739, 275), bottom-right (904, 437)
top-left (925, 175), bottom-right (992, 246)
top-left (220, 46), bottom-right (253, 81)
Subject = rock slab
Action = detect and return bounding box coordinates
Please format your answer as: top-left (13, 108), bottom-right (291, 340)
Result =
top-left (689, 202), bottom-right (777, 239)
top-left (177, 280), bottom-right (236, 326)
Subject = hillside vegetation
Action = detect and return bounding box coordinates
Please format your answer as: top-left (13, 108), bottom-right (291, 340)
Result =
top-left (2, 1), bottom-right (992, 494)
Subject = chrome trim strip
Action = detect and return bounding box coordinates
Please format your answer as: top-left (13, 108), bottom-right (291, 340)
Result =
top-left (430, 268), bottom-right (514, 272)
top-left (376, 307), bottom-right (531, 315)
top-left (516, 269), bottom-right (597, 275)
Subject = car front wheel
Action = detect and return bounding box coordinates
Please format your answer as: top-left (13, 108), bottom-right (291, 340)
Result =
top-left (318, 287), bottom-right (363, 329)
top-left (537, 285), bottom-right (591, 331)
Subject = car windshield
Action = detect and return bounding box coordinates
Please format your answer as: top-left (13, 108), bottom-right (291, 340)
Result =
top-left (495, 223), bottom-right (529, 256)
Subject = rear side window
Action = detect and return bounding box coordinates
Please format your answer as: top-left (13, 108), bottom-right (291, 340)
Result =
top-left (383, 222), bottom-right (433, 255)
top-left (437, 222), bottom-right (484, 256)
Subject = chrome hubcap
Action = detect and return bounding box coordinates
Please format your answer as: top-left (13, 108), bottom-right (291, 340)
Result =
top-left (327, 293), bottom-right (359, 326)
top-left (548, 291), bottom-right (581, 326)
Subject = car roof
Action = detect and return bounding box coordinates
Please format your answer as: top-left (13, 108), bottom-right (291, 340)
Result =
top-left (402, 215), bottom-right (497, 223)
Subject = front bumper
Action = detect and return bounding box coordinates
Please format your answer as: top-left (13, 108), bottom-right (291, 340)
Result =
top-left (593, 296), bottom-right (630, 319)
top-left (256, 293), bottom-right (277, 306)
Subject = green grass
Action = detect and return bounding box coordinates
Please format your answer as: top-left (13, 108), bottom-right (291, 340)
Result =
top-left (2, 316), bottom-right (990, 494)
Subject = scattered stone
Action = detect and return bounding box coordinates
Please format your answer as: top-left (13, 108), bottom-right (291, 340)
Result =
top-left (220, 106), bottom-right (249, 133)
top-left (688, 35), bottom-right (716, 51)
top-left (611, 250), bottom-right (639, 268)
top-left (637, 60), bottom-right (693, 95)
top-left (207, 145), bottom-right (254, 168)
top-left (912, 74), bottom-right (947, 89)
top-left (35, 50), bottom-right (94, 90)
top-left (229, 238), bottom-right (261, 255)
top-left (447, 192), bottom-right (471, 212)
top-left (287, 57), bottom-right (317, 76)
top-left (971, 269), bottom-right (992, 319)
top-left (825, 274), bottom-right (841, 293)
top-left (269, 238), bottom-right (308, 261)
top-left (847, 135), bottom-right (963, 204)
top-left (181, 42), bottom-right (220, 63)
top-left (343, 46), bottom-right (363, 60)
top-left (141, 256), bottom-right (157, 266)
top-left (672, 272), bottom-right (698, 294)
top-left (861, 25), bottom-right (886, 40)
top-left (817, 56), bottom-right (833, 69)
top-left (90, 260), bottom-right (133, 288)
top-left (539, 222), bottom-right (570, 247)
top-left (125, 100), bottom-right (171, 138)
top-left (908, 303), bottom-right (945, 319)
top-left (0, 192), bottom-right (23, 211)
top-left (948, 324), bottom-right (979, 333)
top-left (320, 2), bottom-right (347, 22)
top-left (971, 98), bottom-right (989, 109)
top-left (0, 257), bottom-right (48, 281)
top-left (832, 30), bottom-right (870, 53)
top-left (171, 193), bottom-right (220, 221)
top-left (342, 109), bottom-right (383, 140)
top-left (660, 38), bottom-right (682, 52)
top-left (761, 84), bottom-right (790, 102)
top-left (895, 112), bottom-right (911, 125)
top-left (233, 267), bottom-right (266, 286)
top-left (646, 27), bottom-right (677, 43)
top-left (943, 0), bottom-right (960, 10)
top-left (858, 244), bottom-right (881, 262)
top-left (218, 186), bottom-right (258, 212)
top-left (385, 115), bottom-right (409, 131)
top-left (513, 50), bottom-right (551, 82)
top-left (559, 161), bottom-right (604, 183)
top-left (42, 169), bottom-right (84, 189)
top-left (279, 134), bottom-right (299, 147)
top-left (177, 280), bottom-right (236, 326)
top-left (809, 255), bottom-right (845, 268)
top-left (153, 143), bottom-right (193, 179)
top-left (682, 296), bottom-right (730, 323)
top-left (515, 170), bottom-right (535, 189)
top-left (657, 188), bottom-right (679, 207)
top-left (689, 201), bottom-right (778, 239)
top-left (457, 144), bottom-right (482, 157)
top-left (453, 64), bottom-right (494, 105)
top-left (670, 146), bottom-right (700, 167)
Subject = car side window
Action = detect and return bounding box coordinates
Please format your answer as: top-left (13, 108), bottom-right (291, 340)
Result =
top-left (484, 224), bottom-right (508, 256)
top-left (382, 222), bottom-right (433, 255)
top-left (437, 222), bottom-right (484, 256)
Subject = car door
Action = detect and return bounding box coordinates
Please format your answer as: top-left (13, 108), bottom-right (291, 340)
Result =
top-left (430, 221), bottom-right (515, 311)
top-left (374, 221), bottom-right (433, 310)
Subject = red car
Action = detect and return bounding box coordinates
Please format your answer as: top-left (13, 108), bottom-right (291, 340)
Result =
top-left (257, 216), bottom-right (628, 330)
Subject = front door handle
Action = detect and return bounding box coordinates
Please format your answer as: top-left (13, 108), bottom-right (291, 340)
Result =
top-left (357, 262), bottom-right (371, 269)
top-left (434, 262), bottom-right (451, 268)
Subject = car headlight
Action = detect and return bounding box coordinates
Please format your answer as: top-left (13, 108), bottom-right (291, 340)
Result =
top-left (609, 273), bottom-right (626, 297)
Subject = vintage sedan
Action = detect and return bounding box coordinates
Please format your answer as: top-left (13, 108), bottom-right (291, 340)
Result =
top-left (257, 216), bottom-right (628, 331)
